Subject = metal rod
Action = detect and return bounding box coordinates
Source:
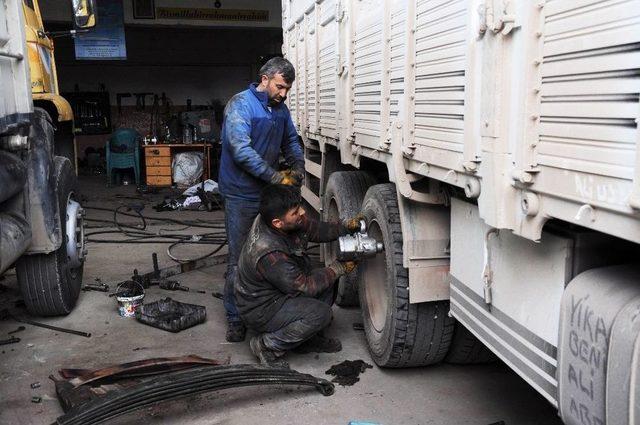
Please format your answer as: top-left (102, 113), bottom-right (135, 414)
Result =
top-left (8, 326), bottom-right (25, 335)
top-left (152, 252), bottom-right (159, 277)
top-left (14, 317), bottom-right (91, 338)
top-left (0, 336), bottom-right (20, 345)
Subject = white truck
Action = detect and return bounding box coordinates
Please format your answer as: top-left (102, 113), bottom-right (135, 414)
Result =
top-left (1, 0), bottom-right (95, 316)
top-left (281, 0), bottom-right (640, 423)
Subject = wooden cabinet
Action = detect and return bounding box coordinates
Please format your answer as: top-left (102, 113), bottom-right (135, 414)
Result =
top-left (143, 144), bottom-right (211, 187)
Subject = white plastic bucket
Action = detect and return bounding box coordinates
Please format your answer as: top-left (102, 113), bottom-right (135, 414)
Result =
top-left (116, 281), bottom-right (145, 317)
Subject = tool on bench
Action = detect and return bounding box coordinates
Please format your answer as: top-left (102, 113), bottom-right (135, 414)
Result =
top-left (336, 220), bottom-right (384, 261)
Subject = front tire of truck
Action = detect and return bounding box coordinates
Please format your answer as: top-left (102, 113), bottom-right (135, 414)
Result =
top-left (323, 171), bottom-right (376, 307)
top-left (16, 156), bottom-right (84, 316)
top-left (53, 121), bottom-right (77, 174)
top-left (359, 183), bottom-right (454, 367)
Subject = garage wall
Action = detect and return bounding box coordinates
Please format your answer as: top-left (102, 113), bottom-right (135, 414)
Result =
top-left (45, 22), bottom-right (283, 157)
top-left (50, 26), bottom-right (283, 106)
top-left (39, 0), bottom-right (282, 28)
top-left (59, 65), bottom-right (250, 106)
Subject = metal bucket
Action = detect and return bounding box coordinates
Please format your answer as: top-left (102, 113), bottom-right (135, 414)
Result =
top-left (116, 281), bottom-right (145, 317)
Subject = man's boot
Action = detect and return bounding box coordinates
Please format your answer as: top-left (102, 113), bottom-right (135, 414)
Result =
top-left (293, 333), bottom-right (342, 354)
top-left (250, 336), bottom-right (289, 368)
top-left (226, 322), bottom-right (246, 342)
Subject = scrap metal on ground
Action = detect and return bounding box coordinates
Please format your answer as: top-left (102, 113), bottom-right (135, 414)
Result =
top-left (52, 357), bottom-right (334, 425)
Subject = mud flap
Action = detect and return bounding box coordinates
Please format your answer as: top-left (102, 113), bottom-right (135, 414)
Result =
top-left (26, 108), bottom-right (61, 253)
top-left (557, 265), bottom-right (640, 425)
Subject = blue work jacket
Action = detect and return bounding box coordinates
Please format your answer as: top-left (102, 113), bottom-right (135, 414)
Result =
top-left (218, 83), bottom-right (304, 201)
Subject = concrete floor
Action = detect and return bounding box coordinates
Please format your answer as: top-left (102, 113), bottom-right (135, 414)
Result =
top-left (0, 176), bottom-right (562, 425)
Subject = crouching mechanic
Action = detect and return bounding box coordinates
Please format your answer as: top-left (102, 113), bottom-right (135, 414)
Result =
top-left (235, 185), bottom-right (362, 367)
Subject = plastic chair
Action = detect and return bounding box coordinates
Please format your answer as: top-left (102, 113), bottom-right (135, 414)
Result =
top-left (106, 128), bottom-right (141, 186)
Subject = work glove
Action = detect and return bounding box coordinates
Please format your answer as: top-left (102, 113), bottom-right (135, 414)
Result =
top-left (342, 213), bottom-right (366, 234)
top-left (269, 170), bottom-right (286, 185)
top-left (273, 169), bottom-right (304, 186)
top-left (290, 168), bottom-right (305, 186)
top-left (329, 260), bottom-right (358, 277)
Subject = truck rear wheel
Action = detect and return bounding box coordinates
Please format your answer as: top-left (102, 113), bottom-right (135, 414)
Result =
top-left (323, 171), bottom-right (376, 306)
top-left (358, 183), bottom-right (454, 367)
top-left (16, 156), bottom-right (85, 316)
top-left (444, 322), bottom-right (497, 364)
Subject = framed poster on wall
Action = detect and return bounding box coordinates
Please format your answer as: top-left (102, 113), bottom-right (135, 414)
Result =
top-left (74, 0), bottom-right (127, 60)
top-left (133, 0), bottom-right (155, 19)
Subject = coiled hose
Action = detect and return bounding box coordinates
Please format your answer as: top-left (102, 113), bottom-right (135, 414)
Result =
top-left (83, 205), bottom-right (227, 263)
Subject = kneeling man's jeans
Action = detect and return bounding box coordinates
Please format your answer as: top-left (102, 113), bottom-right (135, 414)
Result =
top-left (250, 286), bottom-right (334, 352)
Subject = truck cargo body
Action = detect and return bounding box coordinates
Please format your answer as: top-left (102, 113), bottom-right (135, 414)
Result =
top-left (282, 0), bottom-right (640, 422)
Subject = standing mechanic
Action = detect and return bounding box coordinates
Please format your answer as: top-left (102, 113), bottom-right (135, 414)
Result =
top-left (218, 57), bottom-right (305, 342)
top-left (235, 185), bottom-right (362, 367)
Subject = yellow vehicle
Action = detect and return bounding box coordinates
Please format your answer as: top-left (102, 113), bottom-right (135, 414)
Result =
top-left (22, 0), bottom-right (96, 170)
top-left (0, 0), bottom-right (95, 316)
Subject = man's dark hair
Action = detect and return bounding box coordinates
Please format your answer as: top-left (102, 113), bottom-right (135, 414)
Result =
top-left (259, 184), bottom-right (301, 225)
top-left (258, 57), bottom-right (296, 84)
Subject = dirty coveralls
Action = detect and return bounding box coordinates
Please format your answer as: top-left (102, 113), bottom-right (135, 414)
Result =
top-left (218, 83), bottom-right (304, 326)
top-left (234, 215), bottom-right (349, 352)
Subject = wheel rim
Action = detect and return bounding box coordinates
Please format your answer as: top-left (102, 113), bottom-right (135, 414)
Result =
top-left (65, 193), bottom-right (86, 269)
top-left (361, 219), bottom-right (388, 333)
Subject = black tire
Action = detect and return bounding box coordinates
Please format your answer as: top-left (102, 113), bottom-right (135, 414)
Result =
top-left (16, 156), bottom-right (84, 316)
top-left (53, 121), bottom-right (76, 174)
top-left (323, 171), bottom-right (376, 306)
top-left (358, 183), bottom-right (454, 367)
top-left (445, 322), bottom-right (497, 364)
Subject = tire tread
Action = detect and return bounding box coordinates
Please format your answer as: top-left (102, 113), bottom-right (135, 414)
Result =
top-left (360, 183), bottom-right (455, 368)
top-left (16, 153), bottom-right (83, 316)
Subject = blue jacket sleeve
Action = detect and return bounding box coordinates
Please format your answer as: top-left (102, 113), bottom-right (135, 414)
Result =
top-left (223, 97), bottom-right (278, 182)
top-left (281, 111), bottom-right (305, 172)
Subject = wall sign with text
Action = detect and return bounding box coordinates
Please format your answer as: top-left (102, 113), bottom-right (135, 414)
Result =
top-left (155, 8), bottom-right (269, 22)
top-left (74, 0), bottom-right (127, 60)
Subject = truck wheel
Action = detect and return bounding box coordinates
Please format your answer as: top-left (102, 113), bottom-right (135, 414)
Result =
top-left (16, 156), bottom-right (85, 316)
top-left (358, 183), bottom-right (454, 367)
top-left (444, 323), bottom-right (497, 364)
top-left (323, 171), bottom-right (376, 306)
top-left (53, 121), bottom-right (76, 174)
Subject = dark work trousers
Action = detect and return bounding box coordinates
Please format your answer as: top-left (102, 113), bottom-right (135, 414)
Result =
top-left (253, 285), bottom-right (335, 353)
top-left (223, 196), bottom-right (260, 324)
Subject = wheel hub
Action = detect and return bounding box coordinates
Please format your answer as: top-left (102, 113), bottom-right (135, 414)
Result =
top-left (326, 198), bottom-right (340, 262)
top-left (66, 197), bottom-right (86, 268)
top-left (361, 220), bottom-right (388, 333)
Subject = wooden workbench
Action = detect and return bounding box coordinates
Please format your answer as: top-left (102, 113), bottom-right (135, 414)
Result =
top-left (143, 143), bottom-right (211, 187)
